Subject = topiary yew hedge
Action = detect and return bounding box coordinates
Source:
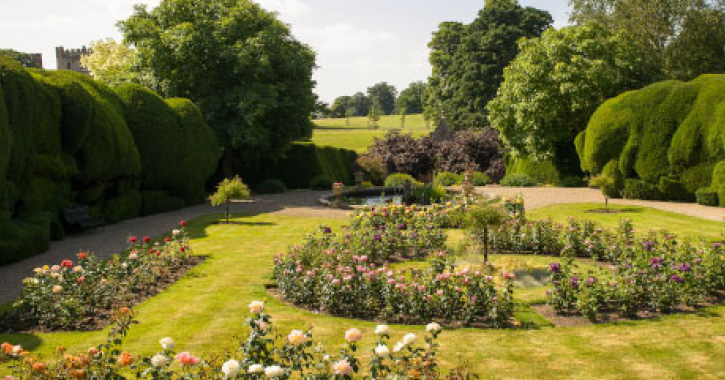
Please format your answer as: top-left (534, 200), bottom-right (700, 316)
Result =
top-left (577, 74), bottom-right (725, 205)
top-left (0, 60), bottom-right (220, 264)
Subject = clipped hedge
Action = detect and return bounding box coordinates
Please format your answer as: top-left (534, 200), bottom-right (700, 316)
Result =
top-left (505, 156), bottom-right (560, 186)
top-left (578, 75), bottom-right (725, 203)
top-left (275, 143), bottom-right (357, 189)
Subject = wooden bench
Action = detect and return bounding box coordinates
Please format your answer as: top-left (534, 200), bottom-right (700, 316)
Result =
top-left (61, 205), bottom-right (104, 232)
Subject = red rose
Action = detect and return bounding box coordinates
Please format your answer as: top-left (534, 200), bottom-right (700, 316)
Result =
top-left (129, 236), bottom-right (137, 243)
top-left (180, 247), bottom-right (186, 252)
top-left (143, 236), bottom-right (151, 243)
top-left (180, 221), bottom-right (187, 227)
top-left (61, 260), bottom-right (73, 268)
top-left (164, 238), bottom-right (171, 242)
top-left (77, 276), bottom-right (85, 284)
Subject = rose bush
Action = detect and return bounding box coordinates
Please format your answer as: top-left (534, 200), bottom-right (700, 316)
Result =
top-left (1, 222), bottom-right (194, 331)
top-left (1, 303), bottom-right (458, 380)
top-left (274, 204), bottom-right (516, 327)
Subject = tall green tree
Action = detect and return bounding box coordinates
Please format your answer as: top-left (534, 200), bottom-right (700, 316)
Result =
top-left (330, 96), bottom-right (352, 118)
top-left (425, 0), bottom-right (552, 128)
top-left (396, 81), bottom-right (426, 114)
top-left (569, 0), bottom-right (725, 80)
top-left (119, 0), bottom-right (316, 177)
top-left (487, 23), bottom-right (647, 176)
top-left (367, 82), bottom-right (397, 115)
top-left (350, 92), bottom-right (372, 116)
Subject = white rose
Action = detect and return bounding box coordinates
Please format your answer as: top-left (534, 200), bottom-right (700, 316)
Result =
top-left (264, 365), bottom-right (284, 378)
top-left (129, 253), bottom-right (138, 260)
top-left (402, 333), bottom-right (416, 346)
top-left (222, 359), bottom-right (241, 377)
top-left (160, 337), bottom-right (175, 350)
top-left (393, 342), bottom-right (404, 353)
top-left (248, 364), bottom-right (264, 374)
top-left (426, 322), bottom-right (442, 334)
top-left (288, 330), bottom-right (306, 346)
top-left (374, 325), bottom-right (390, 335)
top-left (151, 354), bottom-right (168, 367)
top-left (375, 344), bottom-right (390, 357)
top-left (249, 301), bottom-right (265, 314)
top-left (172, 229), bottom-right (181, 236)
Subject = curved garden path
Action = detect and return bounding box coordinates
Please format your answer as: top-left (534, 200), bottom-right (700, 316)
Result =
top-left (0, 186), bottom-right (721, 304)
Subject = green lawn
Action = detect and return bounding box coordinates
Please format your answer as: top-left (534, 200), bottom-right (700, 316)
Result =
top-left (2, 206), bottom-right (725, 379)
top-left (307, 114), bottom-right (431, 152)
top-left (528, 203), bottom-right (725, 240)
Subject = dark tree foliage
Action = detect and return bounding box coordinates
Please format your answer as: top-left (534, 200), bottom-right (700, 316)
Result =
top-left (367, 133), bottom-right (436, 178)
top-left (0, 49), bottom-right (41, 69)
top-left (367, 82), bottom-right (397, 115)
top-left (396, 81), bottom-right (426, 114)
top-left (366, 128), bottom-right (506, 181)
top-left (425, 0), bottom-right (552, 128)
top-left (436, 128), bottom-right (506, 182)
top-left (330, 96), bottom-right (352, 118)
top-left (119, 0), bottom-right (317, 177)
top-left (569, 0), bottom-right (725, 81)
top-left (350, 92), bottom-right (372, 116)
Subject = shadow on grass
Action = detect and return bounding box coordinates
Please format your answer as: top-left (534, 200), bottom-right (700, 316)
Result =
top-left (183, 214), bottom-right (277, 240)
top-left (0, 333), bottom-right (42, 351)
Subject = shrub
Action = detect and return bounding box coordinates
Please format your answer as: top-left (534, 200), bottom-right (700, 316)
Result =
top-left (355, 154), bottom-right (385, 185)
top-left (209, 176), bottom-right (250, 224)
top-left (659, 177), bottom-right (694, 202)
top-left (384, 173), bottom-right (421, 187)
top-left (471, 172), bottom-right (491, 186)
top-left (505, 156), bottom-right (560, 185)
top-left (623, 179), bottom-right (662, 200)
top-left (0, 217), bottom-right (50, 265)
top-left (368, 132), bottom-right (436, 178)
top-left (500, 173), bottom-right (536, 187)
top-left (256, 179), bottom-right (287, 194)
top-left (560, 176), bottom-right (584, 187)
top-left (275, 143), bottom-right (357, 189)
top-left (695, 188), bottom-right (719, 206)
top-left (435, 128), bottom-right (506, 182)
top-left (434, 172), bottom-right (463, 186)
top-left (141, 191), bottom-right (185, 216)
top-left (413, 184), bottom-right (448, 204)
top-left (309, 176), bottom-right (333, 190)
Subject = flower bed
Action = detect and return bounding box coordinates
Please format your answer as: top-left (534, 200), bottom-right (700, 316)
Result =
top-left (1, 303), bottom-right (465, 380)
top-left (0, 222), bottom-right (197, 332)
top-left (488, 216), bottom-right (725, 321)
top-left (273, 204), bottom-right (516, 327)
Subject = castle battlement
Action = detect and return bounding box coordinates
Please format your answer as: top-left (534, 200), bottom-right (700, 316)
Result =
top-left (55, 46), bottom-right (90, 75)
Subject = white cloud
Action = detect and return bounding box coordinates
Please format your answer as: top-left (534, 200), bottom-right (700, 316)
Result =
top-left (255, 0), bottom-right (311, 20)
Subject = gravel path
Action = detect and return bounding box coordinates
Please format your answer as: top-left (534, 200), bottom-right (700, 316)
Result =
top-left (1, 187), bottom-right (721, 304)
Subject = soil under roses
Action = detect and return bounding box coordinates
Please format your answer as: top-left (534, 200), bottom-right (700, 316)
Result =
top-left (0, 256), bottom-right (205, 333)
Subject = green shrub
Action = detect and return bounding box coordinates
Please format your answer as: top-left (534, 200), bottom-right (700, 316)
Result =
top-left (309, 176), bottom-right (333, 190)
top-left (578, 74), bottom-right (725, 203)
top-left (658, 177), bottom-right (694, 202)
top-left (384, 173), bottom-right (421, 187)
top-left (471, 172), bottom-right (491, 186)
top-left (276, 143), bottom-right (357, 189)
top-left (257, 179), bottom-right (287, 194)
top-left (560, 176), bottom-right (584, 188)
top-left (141, 191), bottom-right (186, 216)
top-left (103, 191), bottom-right (143, 223)
top-left (0, 217), bottom-right (50, 265)
top-left (710, 161), bottom-right (725, 206)
top-left (695, 188), bottom-right (719, 206)
top-left (623, 179), bottom-right (662, 200)
top-left (413, 184), bottom-right (447, 204)
top-left (500, 173), bottom-right (536, 187)
top-left (505, 156), bottom-right (559, 185)
top-left (434, 172), bottom-right (463, 186)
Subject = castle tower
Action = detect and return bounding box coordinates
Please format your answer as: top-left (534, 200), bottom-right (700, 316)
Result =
top-left (55, 46), bottom-right (90, 75)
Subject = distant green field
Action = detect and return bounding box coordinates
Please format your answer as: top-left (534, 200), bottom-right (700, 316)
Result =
top-left (307, 114), bottom-right (432, 152)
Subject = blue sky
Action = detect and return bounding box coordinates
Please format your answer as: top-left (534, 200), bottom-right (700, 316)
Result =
top-left (0, 0), bottom-right (571, 103)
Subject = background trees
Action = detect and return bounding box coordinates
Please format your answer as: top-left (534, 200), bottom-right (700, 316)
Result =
top-left (119, 0), bottom-right (316, 178)
top-left (425, 0), bottom-right (552, 128)
top-left (396, 81), bottom-right (427, 114)
top-left (367, 82), bottom-right (397, 115)
top-left (569, 0), bottom-right (725, 80)
top-left (487, 23), bottom-right (647, 177)
top-left (0, 49), bottom-right (41, 68)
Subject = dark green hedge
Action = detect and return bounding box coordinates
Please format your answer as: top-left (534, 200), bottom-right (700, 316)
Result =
top-left (504, 156), bottom-right (560, 185)
top-left (0, 63), bottom-right (220, 264)
top-left (578, 74), bottom-right (725, 203)
top-left (116, 85), bottom-right (220, 207)
top-left (275, 143), bottom-right (357, 189)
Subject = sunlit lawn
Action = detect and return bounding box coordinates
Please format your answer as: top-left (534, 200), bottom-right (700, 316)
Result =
top-left (2, 205), bottom-right (725, 379)
top-left (306, 114), bottom-right (431, 152)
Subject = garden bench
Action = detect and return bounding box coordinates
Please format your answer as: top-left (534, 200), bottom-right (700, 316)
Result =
top-left (61, 205), bottom-right (104, 232)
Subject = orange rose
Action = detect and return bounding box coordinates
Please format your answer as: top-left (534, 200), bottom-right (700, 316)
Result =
top-left (70, 369), bottom-right (85, 379)
top-left (1, 342), bottom-right (11, 355)
top-left (87, 347), bottom-right (99, 356)
top-left (78, 252), bottom-right (88, 260)
top-left (117, 352), bottom-right (133, 366)
top-left (32, 362), bottom-right (46, 373)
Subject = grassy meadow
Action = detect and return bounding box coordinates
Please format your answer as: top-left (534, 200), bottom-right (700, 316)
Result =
top-left (308, 114), bottom-right (431, 152)
top-left (3, 204), bottom-right (725, 379)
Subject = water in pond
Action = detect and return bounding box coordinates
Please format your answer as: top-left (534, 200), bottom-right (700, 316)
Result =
top-left (354, 195), bottom-right (403, 206)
